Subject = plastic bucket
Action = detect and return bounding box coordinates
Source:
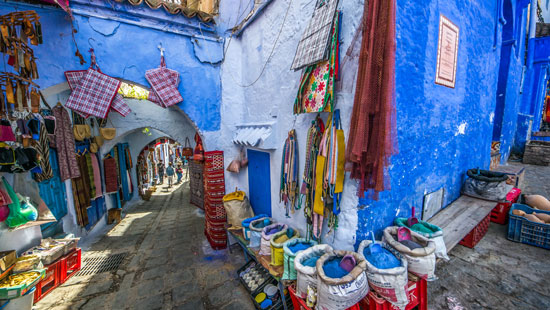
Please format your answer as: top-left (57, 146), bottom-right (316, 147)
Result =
top-left (5, 287), bottom-right (35, 310)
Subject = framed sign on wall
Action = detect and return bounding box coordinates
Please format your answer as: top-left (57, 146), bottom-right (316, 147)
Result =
top-left (435, 15), bottom-right (459, 88)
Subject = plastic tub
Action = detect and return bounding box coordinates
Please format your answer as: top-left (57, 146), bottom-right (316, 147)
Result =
top-left (5, 287), bottom-right (35, 310)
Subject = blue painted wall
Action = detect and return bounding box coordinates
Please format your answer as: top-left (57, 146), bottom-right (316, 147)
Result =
top-left (514, 36), bottom-right (550, 151)
top-left (356, 0), bottom-right (503, 241)
top-left (0, 0), bottom-right (224, 131)
top-left (493, 0), bottom-right (530, 162)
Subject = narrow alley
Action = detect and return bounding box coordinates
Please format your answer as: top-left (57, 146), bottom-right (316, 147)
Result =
top-left (35, 180), bottom-right (255, 310)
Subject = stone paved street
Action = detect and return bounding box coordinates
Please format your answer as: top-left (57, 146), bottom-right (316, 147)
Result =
top-left (428, 163), bottom-right (550, 310)
top-left (35, 181), bottom-right (255, 310)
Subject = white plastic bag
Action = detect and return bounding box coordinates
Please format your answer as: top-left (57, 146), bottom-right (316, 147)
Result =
top-left (316, 250), bottom-right (369, 310)
top-left (383, 226), bottom-right (437, 281)
top-left (358, 239), bottom-right (409, 310)
top-left (294, 244), bottom-right (333, 298)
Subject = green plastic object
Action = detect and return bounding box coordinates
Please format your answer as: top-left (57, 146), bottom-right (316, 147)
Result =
top-left (0, 269), bottom-right (45, 300)
top-left (3, 177), bottom-right (37, 228)
top-left (394, 217), bottom-right (442, 238)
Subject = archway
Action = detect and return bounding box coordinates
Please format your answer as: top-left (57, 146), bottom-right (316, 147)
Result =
top-left (38, 81), bottom-right (201, 235)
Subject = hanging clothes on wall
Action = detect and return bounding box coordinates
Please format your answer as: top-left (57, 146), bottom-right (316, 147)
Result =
top-left (294, 12), bottom-right (341, 114)
top-left (71, 153), bottom-right (91, 227)
top-left (300, 115), bottom-right (325, 240)
top-left (280, 129), bottom-right (299, 217)
top-left (31, 115), bottom-right (53, 182)
top-left (53, 105), bottom-right (80, 181)
top-left (104, 155), bottom-right (119, 194)
top-left (85, 153), bottom-right (96, 199)
top-left (346, 0), bottom-right (397, 199)
top-left (91, 153), bottom-right (103, 199)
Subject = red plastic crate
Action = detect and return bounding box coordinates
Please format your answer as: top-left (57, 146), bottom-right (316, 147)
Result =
top-left (459, 213), bottom-right (491, 248)
top-left (289, 285), bottom-right (361, 310)
top-left (59, 248), bottom-right (82, 284)
top-left (490, 188), bottom-right (521, 224)
top-left (205, 229), bottom-right (227, 250)
top-left (34, 260), bottom-right (61, 302)
top-left (360, 277), bottom-right (427, 310)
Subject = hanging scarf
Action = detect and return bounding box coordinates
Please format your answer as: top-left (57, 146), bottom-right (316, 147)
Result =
top-left (280, 129), bottom-right (299, 217)
top-left (299, 115), bottom-right (324, 240)
top-left (346, 0), bottom-right (397, 199)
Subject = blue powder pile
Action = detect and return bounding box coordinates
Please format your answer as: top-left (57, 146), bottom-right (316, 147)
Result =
top-left (302, 255), bottom-right (321, 267)
top-left (288, 242), bottom-right (312, 254)
top-left (323, 258), bottom-right (349, 278)
top-left (363, 247), bottom-right (401, 269)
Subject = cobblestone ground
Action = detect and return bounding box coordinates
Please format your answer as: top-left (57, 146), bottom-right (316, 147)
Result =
top-left (35, 180), bottom-right (256, 310)
top-left (428, 163), bottom-right (550, 310)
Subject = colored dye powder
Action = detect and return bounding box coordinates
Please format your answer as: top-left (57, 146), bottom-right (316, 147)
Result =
top-left (288, 242), bottom-right (312, 254)
top-left (399, 239), bottom-right (423, 250)
top-left (411, 222), bottom-right (437, 234)
top-left (323, 258), bottom-right (349, 278)
top-left (265, 226), bottom-right (283, 235)
top-left (363, 247), bottom-right (401, 269)
top-left (302, 255), bottom-right (321, 267)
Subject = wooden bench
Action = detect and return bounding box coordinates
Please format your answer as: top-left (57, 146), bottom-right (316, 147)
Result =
top-left (428, 195), bottom-right (496, 253)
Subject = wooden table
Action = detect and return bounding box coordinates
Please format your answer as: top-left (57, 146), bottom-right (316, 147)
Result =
top-left (228, 229), bottom-right (288, 309)
top-left (428, 195), bottom-right (496, 253)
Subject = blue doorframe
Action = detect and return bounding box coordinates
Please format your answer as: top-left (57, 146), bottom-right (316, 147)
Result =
top-left (247, 150), bottom-right (272, 216)
top-left (116, 143), bottom-right (132, 202)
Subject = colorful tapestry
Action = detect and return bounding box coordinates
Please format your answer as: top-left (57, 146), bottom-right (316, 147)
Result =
top-left (294, 13), bottom-right (340, 114)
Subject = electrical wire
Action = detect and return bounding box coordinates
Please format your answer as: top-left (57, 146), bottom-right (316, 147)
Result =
top-left (225, 0), bottom-right (293, 88)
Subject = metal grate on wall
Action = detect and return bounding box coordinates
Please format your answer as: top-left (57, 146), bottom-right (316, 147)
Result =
top-left (76, 253), bottom-right (128, 276)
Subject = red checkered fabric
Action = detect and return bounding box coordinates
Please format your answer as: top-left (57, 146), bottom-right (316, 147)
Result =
top-left (111, 95), bottom-right (131, 116)
top-left (66, 70), bottom-right (131, 117)
top-left (145, 59), bottom-right (182, 108)
top-left (147, 69), bottom-right (179, 107)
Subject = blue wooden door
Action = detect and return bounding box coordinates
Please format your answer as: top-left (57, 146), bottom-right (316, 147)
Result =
top-left (39, 149), bottom-right (68, 232)
top-left (247, 150), bottom-right (272, 216)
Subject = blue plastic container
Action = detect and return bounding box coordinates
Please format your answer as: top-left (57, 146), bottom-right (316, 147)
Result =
top-left (507, 203), bottom-right (550, 250)
top-left (241, 214), bottom-right (268, 241)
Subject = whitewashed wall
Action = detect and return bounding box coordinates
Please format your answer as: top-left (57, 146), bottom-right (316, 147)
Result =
top-left (211, 0), bottom-right (365, 250)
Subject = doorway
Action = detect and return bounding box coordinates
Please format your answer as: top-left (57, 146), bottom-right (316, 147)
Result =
top-left (247, 149), bottom-right (272, 216)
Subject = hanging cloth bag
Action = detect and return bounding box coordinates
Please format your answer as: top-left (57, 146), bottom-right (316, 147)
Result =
top-left (65, 68), bottom-right (131, 117)
top-left (182, 137), bottom-right (193, 157)
top-left (145, 54), bottom-right (183, 108)
top-left (65, 49), bottom-right (122, 119)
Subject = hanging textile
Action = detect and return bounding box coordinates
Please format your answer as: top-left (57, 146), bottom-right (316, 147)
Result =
top-left (294, 12), bottom-right (340, 114)
top-left (104, 156), bottom-right (119, 194)
top-left (71, 154), bottom-right (91, 227)
top-left (299, 115), bottom-right (325, 240)
top-left (91, 153), bottom-right (103, 199)
top-left (85, 153), bottom-right (96, 199)
top-left (280, 129), bottom-right (299, 217)
top-left (346, 0), bottom-right (397, 199)
top-left (31, 116), bottom-right (53, 182)
top-left (53, 105), bottom-right (80, 181)
top-left (544, 95), bottom-right (550, 123)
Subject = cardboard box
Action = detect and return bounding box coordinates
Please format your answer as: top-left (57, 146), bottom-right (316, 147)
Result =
top-left (107, 208), bottom-right (121, 224)
top-left (0, 250), bottom-right (16, 279)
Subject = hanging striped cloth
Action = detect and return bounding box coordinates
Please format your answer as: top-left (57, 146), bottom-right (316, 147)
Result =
top-left (280, 129), bottom-right (299, 217)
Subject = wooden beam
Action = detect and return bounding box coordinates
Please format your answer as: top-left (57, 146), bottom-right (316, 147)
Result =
top-left (428, 195), bottom-right (495, 253)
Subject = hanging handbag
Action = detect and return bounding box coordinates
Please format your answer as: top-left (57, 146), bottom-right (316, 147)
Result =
top-left (99, 117), bottom-right (116, 140)
top-left (145, 54), bottom-right (183, 108)
top-left (0, 143), bottom-right (15, 166)
top-left (182, 137), bottom-right (193, 157)
top-left (65, 70), bottom-right (131, 117)
top-left (0, 120), bottom-right (15, 142)
top-left (65, 49), bottom-right (121, 118)
top-left (193, 132), bottom-right (204, 162)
